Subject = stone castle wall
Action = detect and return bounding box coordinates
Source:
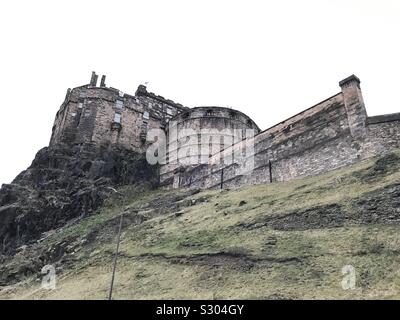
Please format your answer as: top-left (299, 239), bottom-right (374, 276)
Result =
top-left (50, 72), bottom-right (188, 152)
top-left (362, 114), bottom-right (400, 159)
top-left (175, 92), bottom-right (355, 188)
top-left (159, 106), bottom-right (260, 184)
top-left (173, 75), bottom-right (400, 189)
top-left (49, 73), bottom-right (400, 190)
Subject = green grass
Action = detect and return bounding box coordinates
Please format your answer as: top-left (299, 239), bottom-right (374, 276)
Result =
top-left (2, 150), bottom-right (400, 299)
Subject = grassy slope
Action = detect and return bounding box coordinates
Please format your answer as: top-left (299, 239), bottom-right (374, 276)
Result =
top-left (2, 150), bottom-right (400, 300)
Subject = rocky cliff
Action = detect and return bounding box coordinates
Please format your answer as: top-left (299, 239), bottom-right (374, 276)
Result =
top-left (0, 144), bottom-right (159, 255)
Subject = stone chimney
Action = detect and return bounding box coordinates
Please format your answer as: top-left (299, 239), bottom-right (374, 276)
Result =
top-left (135, 84), bottom-right (148, 96)
top-left (339, 75), bottom-right (367, 140)
top-left (100, 75), bottom-right (106, 87)
top-left (89, 71), bottom-right (98, 87)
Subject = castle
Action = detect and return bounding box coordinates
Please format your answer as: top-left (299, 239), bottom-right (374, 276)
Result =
top-left (50, 72), bottom-right (400, 189)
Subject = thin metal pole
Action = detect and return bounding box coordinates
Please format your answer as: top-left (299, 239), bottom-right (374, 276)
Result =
top-left (269, 160), bottom-right (273, 183)
top-left (108, 210), bottom-right (124, 300)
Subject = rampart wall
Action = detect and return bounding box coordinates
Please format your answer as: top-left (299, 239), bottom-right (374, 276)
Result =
top-left (173, 75), bottom-right (400, 189)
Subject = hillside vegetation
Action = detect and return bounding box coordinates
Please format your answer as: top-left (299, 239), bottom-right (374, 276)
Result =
top-left (1, 150), bottom-right (400, 299)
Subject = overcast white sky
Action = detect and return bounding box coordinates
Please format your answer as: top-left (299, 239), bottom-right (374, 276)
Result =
top-left (0, 0), bottom-right (399, 186)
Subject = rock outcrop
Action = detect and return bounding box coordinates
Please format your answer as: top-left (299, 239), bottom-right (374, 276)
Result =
top-left (0, 143), bottom-right (158, 255)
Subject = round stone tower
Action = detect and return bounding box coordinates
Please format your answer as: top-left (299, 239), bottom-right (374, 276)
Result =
top-left (160, 106), bottom-right (260, 184)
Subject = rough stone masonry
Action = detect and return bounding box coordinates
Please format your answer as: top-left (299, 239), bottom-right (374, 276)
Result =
top-left (49, 72), bottom-right (400, 189)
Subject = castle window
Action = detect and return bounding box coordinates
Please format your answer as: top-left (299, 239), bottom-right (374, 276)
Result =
top-left (114, 113), bottom-right (121, 124)
top-left (143, 111), bottom-right (150, 120)
top-left (115, 100), bottom-right (124, 109)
